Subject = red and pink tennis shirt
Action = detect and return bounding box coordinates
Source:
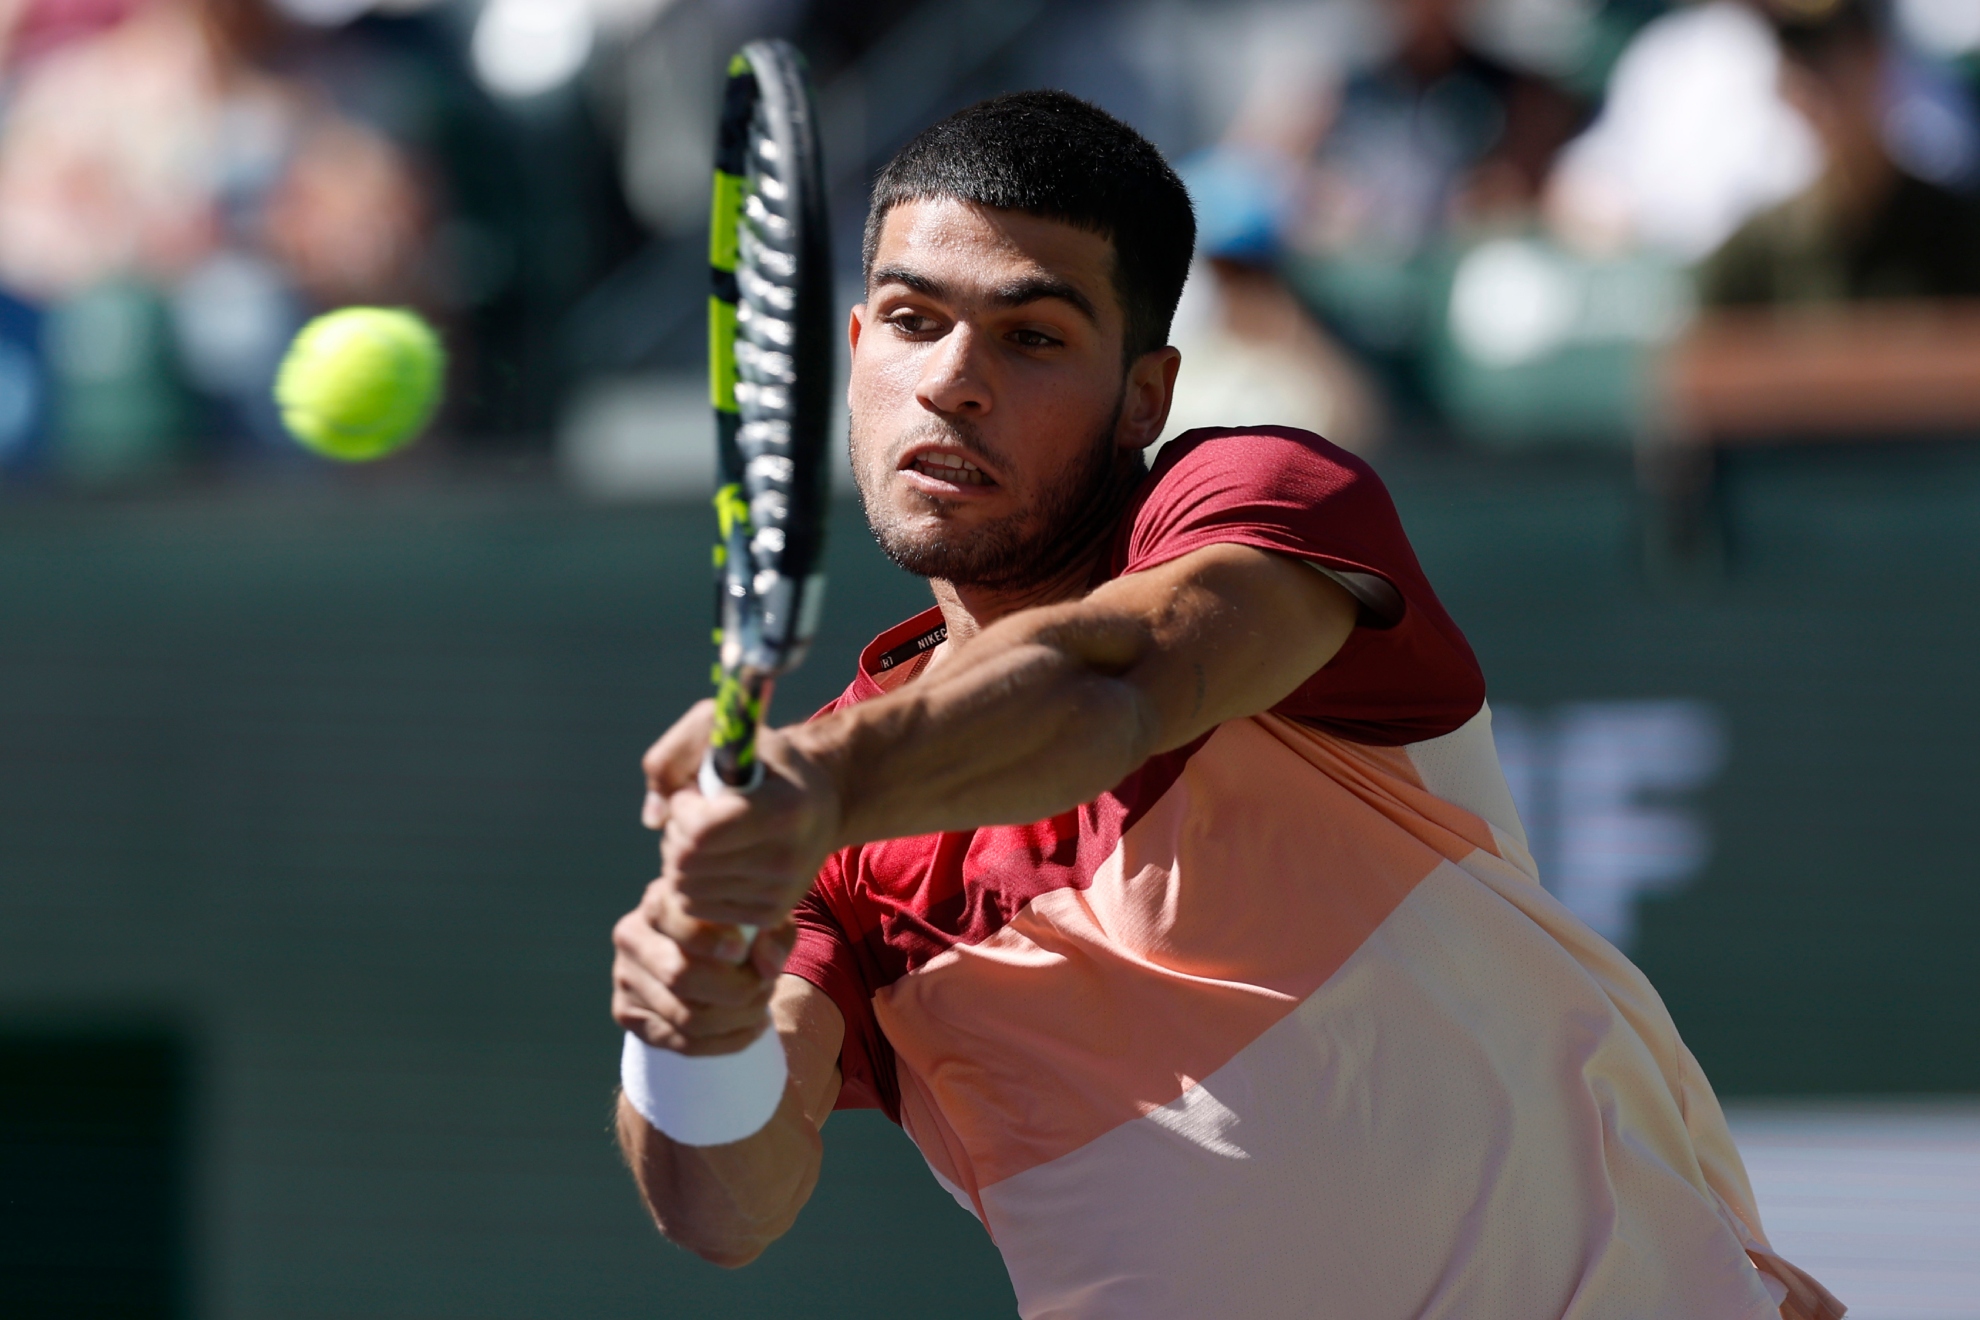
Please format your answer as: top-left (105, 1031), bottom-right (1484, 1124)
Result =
top-left (787, 428), bottom-right (1841, 1320)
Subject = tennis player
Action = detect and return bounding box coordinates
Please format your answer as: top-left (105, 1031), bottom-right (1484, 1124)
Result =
top-left (611, 91), bottom-right (1842, 1320)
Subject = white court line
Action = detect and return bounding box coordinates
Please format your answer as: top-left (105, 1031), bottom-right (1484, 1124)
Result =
top-left (1726, 1102), bottom-right (1980, 1320)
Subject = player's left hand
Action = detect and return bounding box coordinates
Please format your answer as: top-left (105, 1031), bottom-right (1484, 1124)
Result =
top-left (640, 701), bottom-right (844, 930)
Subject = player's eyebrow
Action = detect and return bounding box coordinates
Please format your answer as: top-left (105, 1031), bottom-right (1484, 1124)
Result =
top-left (870, 265), bottom-right (1099, 326)
top-left (990, 274), bottom-right (1098, 325)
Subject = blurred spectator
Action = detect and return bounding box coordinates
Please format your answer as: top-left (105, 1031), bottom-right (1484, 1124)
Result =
top-left (0, 0), bottom-right (437, 475)
top-left (0, 0), bottom-right (646, 483)
top-left (1546, 0), bottom-right (1822, 260)
top-left (1660, 0), bottom-right (1980, 460)
top-left (1642, 0), bottom-right (1980, 576)
top-left (1242, 0), bottom-right (1597, 432)
top-left (0, 0), bottom-right (242, 304)
top-left (1700, 0), bottom-right (1980, 305)
top-left (1300, 0), bottom-right (1590, 259)
top-left (263, 118), bottom-right (429, 305)
top-left (1164, 145), bottom-right (1383, 454)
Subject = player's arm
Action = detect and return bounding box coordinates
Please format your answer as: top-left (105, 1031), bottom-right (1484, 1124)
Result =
top-left (824, 543), bottom-right (1358, 843)
top-left (614, 542), bottom-right (1351, 1257)
top-left (611, 890), bottom-right (845, 1268)
top-left (647, 543), bottom-right (1358, 930)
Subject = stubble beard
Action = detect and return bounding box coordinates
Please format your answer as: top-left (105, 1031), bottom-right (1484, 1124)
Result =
top-left (852, 399), bottom-right (1144, 594)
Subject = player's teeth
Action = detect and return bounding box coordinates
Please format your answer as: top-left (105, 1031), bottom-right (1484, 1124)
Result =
top-left (913, 458), bottom-right (986, 484)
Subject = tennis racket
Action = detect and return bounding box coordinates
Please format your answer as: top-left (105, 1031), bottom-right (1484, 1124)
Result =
top-left (697, 40), bottom-right (834, 943)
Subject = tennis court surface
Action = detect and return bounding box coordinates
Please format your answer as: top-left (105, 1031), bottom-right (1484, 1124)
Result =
top-left (1728, 1102), bottom-right (1980, 1320)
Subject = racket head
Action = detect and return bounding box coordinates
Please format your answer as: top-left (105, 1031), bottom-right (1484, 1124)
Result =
top-left (710, 40), bottom-right (833, 677)
top-left (707, 39), bottom-right (833, 783)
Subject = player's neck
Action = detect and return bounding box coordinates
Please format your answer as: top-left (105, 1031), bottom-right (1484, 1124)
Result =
top-left (925, 447), bottom-right (1143, 650)
top-left (927, 552), bottom-right (1107, 647)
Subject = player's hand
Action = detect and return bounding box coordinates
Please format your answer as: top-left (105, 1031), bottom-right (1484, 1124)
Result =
top-left (639, 700), bottom-right (844, 931)
top-left (611, 876), bottom-right (797, 1055)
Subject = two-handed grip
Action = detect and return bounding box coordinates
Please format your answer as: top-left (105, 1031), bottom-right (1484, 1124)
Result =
top-left (696, 750), bottom-right (761, 961)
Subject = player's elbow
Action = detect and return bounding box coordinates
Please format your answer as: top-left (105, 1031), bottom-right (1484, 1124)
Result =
top-left (654, 1179), bottom-right (810, 1268)
top-left (671, 1227), bottom-right (775, 1269)
top-left (700, 1238), bottom-right (769, 1269)
top-left (622, 1101), bottom-right (822, 1270)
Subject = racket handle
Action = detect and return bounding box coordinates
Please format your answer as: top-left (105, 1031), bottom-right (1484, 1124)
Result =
top-left (699, 743), bottom-right (764, 796)
top-left (707, 668), bottom-right (771, 791)
top-left (695, 749), bottom-right (760, 962)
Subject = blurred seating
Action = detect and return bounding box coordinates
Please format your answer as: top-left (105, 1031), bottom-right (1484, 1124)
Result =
top-left (1670, 301), bottom-right (1980, 440)
top-left (1648, 0), bottom-right (1980, 565)
top-left (0, 0), bottom-right (439, 480)
top-left (1699, 0), bottom-right (1980, 305)
top-left (1276, 0), bottom-right (1599, 434)
top-left (1547, 1), bottom-right (1822, 265)
top-left (1164, 146), bottom-right (1382, 454)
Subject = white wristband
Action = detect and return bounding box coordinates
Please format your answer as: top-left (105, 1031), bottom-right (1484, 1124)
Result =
top-left (620, 1028), bottom-right (788, 1146)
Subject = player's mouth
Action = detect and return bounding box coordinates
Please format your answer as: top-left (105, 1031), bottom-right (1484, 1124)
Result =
top-left (899, 445), bottom-right (1000, 497)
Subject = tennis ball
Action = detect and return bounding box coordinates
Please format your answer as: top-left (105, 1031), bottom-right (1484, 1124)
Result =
top-left (273, 307), bottom-right (444, 461)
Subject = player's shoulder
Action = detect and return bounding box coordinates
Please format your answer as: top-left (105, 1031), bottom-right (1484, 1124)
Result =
top-left (1122, 426), bottom-right (1398, 548)
top-left (1148, 424), bottom-right (1371, 475)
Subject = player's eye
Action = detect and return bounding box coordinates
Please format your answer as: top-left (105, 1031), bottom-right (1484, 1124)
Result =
top-left (1010, 328), bottom-right (1062, 349)
top-left (885, 311), bottom-right (939, 336)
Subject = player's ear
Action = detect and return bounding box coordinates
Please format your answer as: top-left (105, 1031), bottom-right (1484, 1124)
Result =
top-left (1116, 345), bottom-right (1180, 451)
top-left (846, 306), bottom-right (868, 411)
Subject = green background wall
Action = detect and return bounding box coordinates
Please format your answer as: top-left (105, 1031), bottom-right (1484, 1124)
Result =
top-left (2, 440), bottom-right (1975, 1317)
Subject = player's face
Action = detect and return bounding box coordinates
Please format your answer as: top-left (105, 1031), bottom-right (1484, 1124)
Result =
top-left (847, 198), bottom-right (1171, 591)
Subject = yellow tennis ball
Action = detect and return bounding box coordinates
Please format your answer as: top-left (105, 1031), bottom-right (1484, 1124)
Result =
top-left (274, 307), bottom-right (444, 461)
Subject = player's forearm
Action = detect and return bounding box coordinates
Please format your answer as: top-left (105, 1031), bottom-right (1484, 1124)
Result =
top-left (799, 607), bottom-right (1160, 847)
top-left (617, 1083), bottom-right (823, 1268)
top-left (790, 547), bottom-right (1357, 851)
top-left (614, 977), bottom-right (844, 1267)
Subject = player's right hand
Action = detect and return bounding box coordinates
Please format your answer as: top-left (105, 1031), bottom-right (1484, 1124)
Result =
top-left (639, 700), bottom-right (844, 932)
top-left (611, 876), bottom-right (797, 1056)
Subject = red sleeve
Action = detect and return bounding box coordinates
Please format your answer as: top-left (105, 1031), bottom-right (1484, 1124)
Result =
top-left (784, 859), bottom-right (896, 1118)
top-left (1114, 427), bottom-right (1484, 745)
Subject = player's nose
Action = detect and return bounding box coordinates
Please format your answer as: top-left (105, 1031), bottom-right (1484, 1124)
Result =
top-left (915, 322), bottom-right (992, 417)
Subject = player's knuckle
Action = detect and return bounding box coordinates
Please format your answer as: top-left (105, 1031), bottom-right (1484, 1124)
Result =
top-left (668, 830), bottom-right (706, 870)
top-left (651, 935), bottom-right (686, 979)
top-left (652, 992), bottom-right (692, 1028)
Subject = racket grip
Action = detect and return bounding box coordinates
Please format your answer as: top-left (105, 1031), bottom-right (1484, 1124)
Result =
top-left (699, 746), bottom-right (764, 796)
top-left (695, 749), bottom-right (760, 962)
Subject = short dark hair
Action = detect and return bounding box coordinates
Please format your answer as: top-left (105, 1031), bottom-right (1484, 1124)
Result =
top-left (862, 90), bottom-right (1196, 364)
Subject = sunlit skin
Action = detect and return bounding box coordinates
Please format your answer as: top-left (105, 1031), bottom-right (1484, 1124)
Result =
top-left (610, 198), bottom-right (1360, 1267)
top-left (847, 197), bottom-right (1179, 630)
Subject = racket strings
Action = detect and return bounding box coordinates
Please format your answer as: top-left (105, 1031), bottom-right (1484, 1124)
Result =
top-left (730, 89), bottom-right (808, 619)
top-left (709, 42), bottom-right (829, 693)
